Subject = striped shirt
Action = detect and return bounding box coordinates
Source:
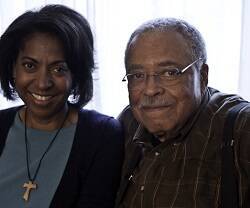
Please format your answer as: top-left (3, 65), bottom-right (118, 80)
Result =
top-left (116, 87), bottom-right (250, 208)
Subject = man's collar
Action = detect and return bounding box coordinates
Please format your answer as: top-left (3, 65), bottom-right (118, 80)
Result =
top-left (132, 124), bottom-right (156, 149)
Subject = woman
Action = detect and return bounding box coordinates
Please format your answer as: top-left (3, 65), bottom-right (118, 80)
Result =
top-left (0, 4), bottom-right (124, 208)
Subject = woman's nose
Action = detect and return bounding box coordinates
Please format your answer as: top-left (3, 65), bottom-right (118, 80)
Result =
top-left (37, 69), bottom-right (53, 89)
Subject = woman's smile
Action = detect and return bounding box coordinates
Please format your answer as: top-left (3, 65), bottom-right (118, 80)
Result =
top-left (32, 93), bottom-right (52, 101)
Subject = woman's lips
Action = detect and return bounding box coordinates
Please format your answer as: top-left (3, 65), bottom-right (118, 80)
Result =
top-left (32, 93), bottom-right (52, 101)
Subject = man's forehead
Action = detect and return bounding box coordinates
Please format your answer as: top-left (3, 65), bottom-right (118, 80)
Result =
top-left (128, 30), bottom-right (191, 56)
top-left (127, 31), bottom-right (192, 64)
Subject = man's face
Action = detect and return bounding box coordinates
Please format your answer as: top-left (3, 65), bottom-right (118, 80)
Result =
top-left (126, 30), bottom-right (208, 139)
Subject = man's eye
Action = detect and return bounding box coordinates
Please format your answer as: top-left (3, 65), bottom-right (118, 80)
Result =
top-left (162, 68), bottom-right (180, 76)
top-left (131, 73), bottom-right (145, 79)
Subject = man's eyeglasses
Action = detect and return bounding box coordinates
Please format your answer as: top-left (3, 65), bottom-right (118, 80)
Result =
top-left (122, 58), bottom-right (202, 90)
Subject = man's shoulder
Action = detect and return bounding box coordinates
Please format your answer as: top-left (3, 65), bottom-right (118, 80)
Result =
top-left (118, 105), bottom-right (138, 128)
top-left (118, 105), bottom-right (133, 121)
top-left (234, 103), bottom-right (250, 133)
top-left (207, 87), bottom-right (250, 132)
top-left (118, 106), bottom-right (139, 143)
top-left (208, 87), bottom-right (250, 115)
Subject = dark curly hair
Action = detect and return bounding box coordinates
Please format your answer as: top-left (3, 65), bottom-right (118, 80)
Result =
top-left (0, 4), bottom-right (95, 108)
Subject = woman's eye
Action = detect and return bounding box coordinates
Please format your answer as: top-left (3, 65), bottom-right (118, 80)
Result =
top-left (52, 66), bottom-right (69, 74)
top-left (53, 67), bottom-right (62, 73)
top-left (23, 63), bottom-right (35, 70)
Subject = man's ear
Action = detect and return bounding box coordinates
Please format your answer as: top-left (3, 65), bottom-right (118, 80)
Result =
top-left (200, 63), bottom-right (209, 92)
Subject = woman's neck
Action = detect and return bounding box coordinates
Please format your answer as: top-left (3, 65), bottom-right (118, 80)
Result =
top-left (18, 105), bottom-right (77, 131)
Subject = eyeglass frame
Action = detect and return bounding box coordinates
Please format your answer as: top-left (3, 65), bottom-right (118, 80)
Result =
top-left (122, 58), bottom-right (203, 88)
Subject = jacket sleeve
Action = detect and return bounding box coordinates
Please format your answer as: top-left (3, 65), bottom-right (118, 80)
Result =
top-left (76, 116), bottom-right (124, 208)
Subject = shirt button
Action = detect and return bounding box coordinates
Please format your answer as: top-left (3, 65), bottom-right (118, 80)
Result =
top-left (155, 151), bottom-right (160, 156)
top-left (140, 185), bottom-right (144, 191)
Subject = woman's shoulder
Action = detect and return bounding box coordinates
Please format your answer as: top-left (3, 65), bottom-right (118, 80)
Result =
top-left (75, 109), bottom-right (124, 147)
top-left (0, 106), bottom-right (21, 119)
top-left (78, 108), bottom-right (121, 129)
top-left (0, 106), bottom-right (22, 136)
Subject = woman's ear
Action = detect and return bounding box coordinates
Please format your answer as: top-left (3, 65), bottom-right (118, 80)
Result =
top-left (13, 63), bottom-right (17, 78)
top-left (12, 64), bottom-right (17, 85)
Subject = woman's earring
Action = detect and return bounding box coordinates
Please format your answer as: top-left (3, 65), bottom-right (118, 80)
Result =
top-left (12, 78), bottom-right (16, 91)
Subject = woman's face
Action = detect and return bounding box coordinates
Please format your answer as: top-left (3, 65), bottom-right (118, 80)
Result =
top-left (14, 32), bottom-right (72, 120)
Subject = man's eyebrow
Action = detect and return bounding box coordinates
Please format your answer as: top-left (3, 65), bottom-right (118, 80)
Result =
top-left (157, 61), bottom-right (179, 67)
top-left (128, 61), bottom-right (179, 70)
top-left (127, 64), bottom-right (143, 71)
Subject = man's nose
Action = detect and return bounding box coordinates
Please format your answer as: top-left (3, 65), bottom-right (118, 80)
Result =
top-left (143, 74), bottom-right (163, 96)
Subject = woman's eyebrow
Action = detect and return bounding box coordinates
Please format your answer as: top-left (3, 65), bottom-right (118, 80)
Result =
top-left (20, 56), bottom-right (38, 64)
top-left (20, 56), bottom-right (67, 66)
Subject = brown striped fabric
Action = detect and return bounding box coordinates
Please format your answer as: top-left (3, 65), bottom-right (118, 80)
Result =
top-left (116, 87), bottom-right (250, 208)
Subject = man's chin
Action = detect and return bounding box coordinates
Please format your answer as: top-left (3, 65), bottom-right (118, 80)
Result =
top-left (144, 123), bottom-right (168, 134)
top-left (142, 121), bottom-right (179, 139)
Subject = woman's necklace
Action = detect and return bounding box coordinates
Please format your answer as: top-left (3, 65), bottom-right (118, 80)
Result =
top-left (22, 107), bottom-right (69, 202)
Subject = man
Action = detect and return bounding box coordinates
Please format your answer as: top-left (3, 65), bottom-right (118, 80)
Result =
top-left (116, 18), bottom-right (250, 208)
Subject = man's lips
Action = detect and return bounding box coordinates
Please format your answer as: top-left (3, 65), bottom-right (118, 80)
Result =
top-left (140, 103), bottom-right (172, 109)
top-left (140, 104), bottom-right (172, 112)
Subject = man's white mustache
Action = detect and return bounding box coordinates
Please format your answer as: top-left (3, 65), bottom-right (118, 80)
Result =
top-left (139, 96), bottom-right (172, 108)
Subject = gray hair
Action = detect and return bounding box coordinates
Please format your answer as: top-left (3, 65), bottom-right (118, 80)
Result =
top-left (125, 18), bottom-right (207, 68)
